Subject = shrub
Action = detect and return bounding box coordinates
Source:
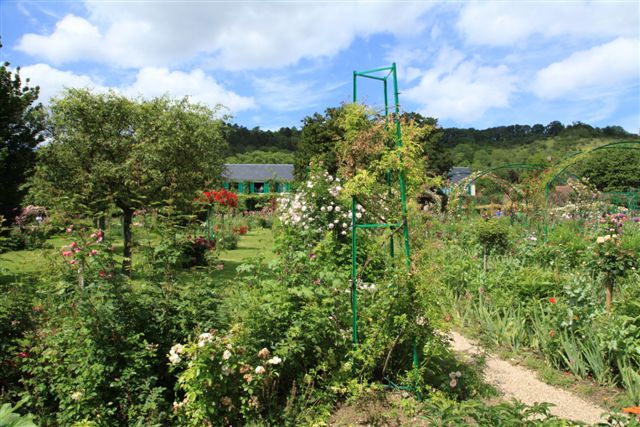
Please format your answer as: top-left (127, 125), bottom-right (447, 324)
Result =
top-left (474, 218), bottom-right (511, 271)
top-left (182, 236), bottom-right (216, 267)
top-left (216, 228), bottom-right (239, 250)
top-left (19, 278), bottom-right (170, 426)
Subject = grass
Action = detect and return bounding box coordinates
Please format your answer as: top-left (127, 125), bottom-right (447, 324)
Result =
top-left (202, 227), bottom-right (276, 281)
top-left (0, 223), bottom-right (277, 285)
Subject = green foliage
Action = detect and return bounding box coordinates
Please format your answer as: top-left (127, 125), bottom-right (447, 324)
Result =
top-left (19, 277), bottom-right (171, 426)
top-left (421, 394), bottom-right (581, 426)
top-left (0, 279), bottom-right (38, 401)
top-left (443, 120), bottom-right (636, 170)
top-left (170, 331), bottom-right (282, 425)
top-left (575, 148), bottom-right (640, 192)
top-left (28, 89), bottom-right (228, 269)
top-left (216, 228), bottom-right (239, 250)
top-left (172, 255), bottom-right (353, 425)
top-left (226, 149), bottom-right (295, 164)
top-left (295, 107), bottom-right (344, 179)
top-left (424, 214), bottom-right (640, 404)
top-left (0, 42), bottom-right (46, 220)
top-left (474, 218), bottom-right (511, 255)
top-left (0, 399), bottom-right (37, 427)
top-left (223, 123), bottom-right (299, 155)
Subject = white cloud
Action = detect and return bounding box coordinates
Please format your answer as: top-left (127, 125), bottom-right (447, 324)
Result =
top-left (122, 68), bottom-right (255, 112)
top-left (18, 15), bottom-right (102, 65)
top-left (17, 2), bottom-right (434, 70)
top-left (532, 37), bottom-right (640, 99)
top-left (457, 2), bottom-right (639, 46)
top-left (17, 64), bottom-right (254, 113)
top-left (403, 49), bottom-right (518, 123)
top-left (18, 63), bottom-right (107, 102)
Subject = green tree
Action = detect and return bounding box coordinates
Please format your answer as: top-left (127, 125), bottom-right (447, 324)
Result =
top-left (403, 112), bottom-right (452, 176)
top-left (295, 107), bottom-right (344, 179)
top-left (0, 42), bottom-right (46, 220)
top-left (225, 149), bottom-right (295, 164)
top-left (29, 89), bottom-right (227, 271)
top-left (576, 149), bottom-right (640, 192)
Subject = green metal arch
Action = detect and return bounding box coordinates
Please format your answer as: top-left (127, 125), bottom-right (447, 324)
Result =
top-left (449, 163), bottom-right (548, 214)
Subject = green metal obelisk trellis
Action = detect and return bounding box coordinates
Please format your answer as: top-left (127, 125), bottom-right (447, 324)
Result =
top-left (351, 63), bottom-right (418, 368)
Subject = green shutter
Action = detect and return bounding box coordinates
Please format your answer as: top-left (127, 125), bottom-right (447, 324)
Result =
top-left (238, 182), bottom-right (245, 193)
top-left (264, 182), bottom-right (270, 193)
top-left (223, 182), bottom-right (230, 190)
top-left (284, 182), bottom-right (291, 192)
top-left (249, 182), bottom-right (255, 193)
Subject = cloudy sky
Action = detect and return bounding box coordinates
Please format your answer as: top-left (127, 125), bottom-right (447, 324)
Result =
top-left (1, 1), bottom-right (639, 132)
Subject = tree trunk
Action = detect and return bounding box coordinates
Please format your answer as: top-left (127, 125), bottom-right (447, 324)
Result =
top-left (96, 214), bottom-right (106, 231)
top-left (78, 258), bottom-right (85, 289)
top-left (122, 208), bottom-right (133, 275)
top-left (604, 275), bottom-right (614, 312)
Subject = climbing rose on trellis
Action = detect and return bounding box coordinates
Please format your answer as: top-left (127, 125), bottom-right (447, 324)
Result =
top-left (197, 189), bottom-right (238, 208)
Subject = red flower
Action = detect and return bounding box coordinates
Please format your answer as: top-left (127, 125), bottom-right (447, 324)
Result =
top-left (549, 297), bottom-right (557, 304)
top-left (197, 188), bottom-right (238, 208)
top-left (17, 352), bottom-right (29, 358)
top-left (549, 330), bottom-right (555, 338)
top-left (99, 271), bottom-right (106, 278)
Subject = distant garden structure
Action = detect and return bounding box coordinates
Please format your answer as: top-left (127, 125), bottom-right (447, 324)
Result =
top-left (222, 163), bottom-right (294, 194)
top-left (443, 166), bottom-right (476, 196)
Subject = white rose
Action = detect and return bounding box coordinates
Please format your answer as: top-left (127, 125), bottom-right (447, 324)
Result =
top-left (267, 356), bottom-right (282, 365)
top-left (222, 350), bottom-right (232, 360)
top-left (255, 365), bottom-right (266, 374)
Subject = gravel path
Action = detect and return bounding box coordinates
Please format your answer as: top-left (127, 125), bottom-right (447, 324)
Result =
top-left (449, 331), bottom-right (607, 425)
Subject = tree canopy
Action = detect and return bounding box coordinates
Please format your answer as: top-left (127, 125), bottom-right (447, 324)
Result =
top-left (0, 42), bottom-right (45, 221)
top-left (29, 89), bottom-right (228, 270)
top-left (575, 148), bottom-right (640, 192)
top-left (295, 106), bottom-right (449, 180)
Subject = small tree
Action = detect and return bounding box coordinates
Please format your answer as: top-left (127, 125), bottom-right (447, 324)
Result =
top-left (593, 219), bottom-right (638, 311)
top-left (29, 89), bottom-right (227, 272)
top-left (475, 218), bottom-right (510, 271)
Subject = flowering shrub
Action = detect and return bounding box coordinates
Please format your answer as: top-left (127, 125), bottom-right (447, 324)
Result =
top-left (170, 330), bottom-right (281, 425)
top-left (182, 236), bottom-right (216, 267)
top-left (592, 218), bottom-right (638, 311)
top-left (18, 263), bottom-right (172, 425)
top-left (4, 205), bottom-right (52, 251)
top-left (277, 169), bottom-right (354, 243)
top-left (196, 188), bottom-right (238, 209)
top-left (59, 226), bottom-right (118, 287)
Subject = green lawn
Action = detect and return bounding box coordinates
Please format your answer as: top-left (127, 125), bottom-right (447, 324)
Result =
top-left (205, 227), bottom-right (276, 281)
top-left (0, 226), bottom-right (277, 285)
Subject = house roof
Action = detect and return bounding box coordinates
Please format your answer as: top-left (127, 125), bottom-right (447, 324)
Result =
top-left (448, 166), bottom-right (472, 184)
top-left (222, 164), bottom-right (294, 182)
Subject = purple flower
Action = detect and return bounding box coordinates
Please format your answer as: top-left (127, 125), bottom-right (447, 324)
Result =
top-left (633, 217), bottom-right (640, 223)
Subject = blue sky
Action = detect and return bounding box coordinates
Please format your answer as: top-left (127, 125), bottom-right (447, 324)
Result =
top-left (1, 1), bottom-right (639, 132)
